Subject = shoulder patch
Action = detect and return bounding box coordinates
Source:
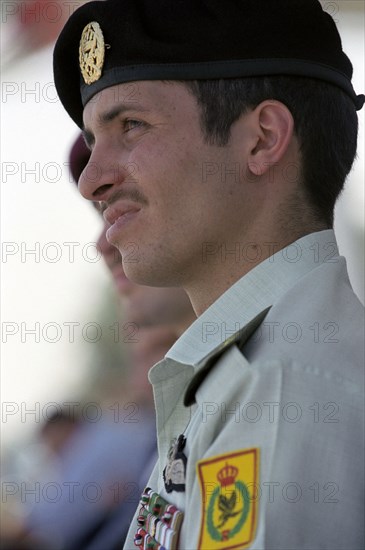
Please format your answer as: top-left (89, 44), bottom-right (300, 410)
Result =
top-left (197, 448), bottom-right (259, 549)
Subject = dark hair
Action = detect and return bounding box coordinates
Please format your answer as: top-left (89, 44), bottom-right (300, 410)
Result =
top-left (184, 77), bottom-right (359, 226)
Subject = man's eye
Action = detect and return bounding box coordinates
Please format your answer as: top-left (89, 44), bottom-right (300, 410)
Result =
top-left (124, 119), bottom-right (144, 132)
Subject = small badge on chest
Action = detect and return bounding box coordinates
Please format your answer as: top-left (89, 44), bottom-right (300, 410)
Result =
top-left (163, 434), bottom-right (187, 493)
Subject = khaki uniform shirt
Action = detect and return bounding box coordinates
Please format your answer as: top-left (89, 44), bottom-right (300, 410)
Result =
top-left (124, 230), bottom-right (364, 550)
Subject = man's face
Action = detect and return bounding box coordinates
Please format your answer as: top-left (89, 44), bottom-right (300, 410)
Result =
top-left (80, 81), bottom-right (249, 288)
top-left (97, 223), bottom-right (194, 328)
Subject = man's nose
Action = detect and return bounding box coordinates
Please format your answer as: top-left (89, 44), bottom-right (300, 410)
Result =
top-left (78, 148), bottom-right (125, 202)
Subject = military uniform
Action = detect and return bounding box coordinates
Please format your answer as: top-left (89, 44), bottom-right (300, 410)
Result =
top-left (124, 230), bottom-right (364, 549)
top-left (52, 1), bottom-right (365, 548)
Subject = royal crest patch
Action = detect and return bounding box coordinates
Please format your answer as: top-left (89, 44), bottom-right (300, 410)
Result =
top-left (197, 448), bottom-right (259, 549)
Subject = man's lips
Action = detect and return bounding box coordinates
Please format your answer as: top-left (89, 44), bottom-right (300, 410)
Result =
top-left (103, 203), bottom-right (141, 226)
top-left (104, 203), bottom-right (141, 242)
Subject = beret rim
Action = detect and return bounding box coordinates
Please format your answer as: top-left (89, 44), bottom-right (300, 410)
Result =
top-left (81, 58), bottom-right (363, 114)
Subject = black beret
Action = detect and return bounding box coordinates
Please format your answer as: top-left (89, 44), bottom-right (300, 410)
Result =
top-left (54, 0), bottom-right (365, 128)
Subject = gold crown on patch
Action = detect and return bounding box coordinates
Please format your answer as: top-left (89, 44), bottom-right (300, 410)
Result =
top-left (217, 462), bottom-right (239, 487)
top-left (79, 21), bottom-right (105, 85)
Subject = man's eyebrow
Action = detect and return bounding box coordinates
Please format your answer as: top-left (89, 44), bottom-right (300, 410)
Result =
top-left (100, 103), bottom-right (149, 124)
top-left (82, 103), bottom-right (149, 148)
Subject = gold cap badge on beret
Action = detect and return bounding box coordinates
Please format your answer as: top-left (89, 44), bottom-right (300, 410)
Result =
top-left (79, 22), bottom-right (105, 85)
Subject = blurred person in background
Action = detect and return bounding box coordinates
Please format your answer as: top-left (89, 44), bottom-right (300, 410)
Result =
top-left (0, 412), bottom-right (79, 550)
top-left (15, 135), bottom-right (196, 550)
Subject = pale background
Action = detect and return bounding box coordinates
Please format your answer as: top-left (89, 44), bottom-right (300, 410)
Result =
top-left (1, 1), bottom-right (364, 453)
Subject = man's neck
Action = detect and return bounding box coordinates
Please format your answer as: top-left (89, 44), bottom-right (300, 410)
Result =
top-left (186, 228), bottom-right (325, 316)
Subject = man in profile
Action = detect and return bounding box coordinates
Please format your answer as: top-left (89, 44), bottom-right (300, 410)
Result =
top-left (53, 1), bottom-right (364, 548)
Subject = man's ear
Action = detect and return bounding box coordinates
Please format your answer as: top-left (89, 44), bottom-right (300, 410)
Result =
top-left (247, 100), bottom-right (295, 177)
